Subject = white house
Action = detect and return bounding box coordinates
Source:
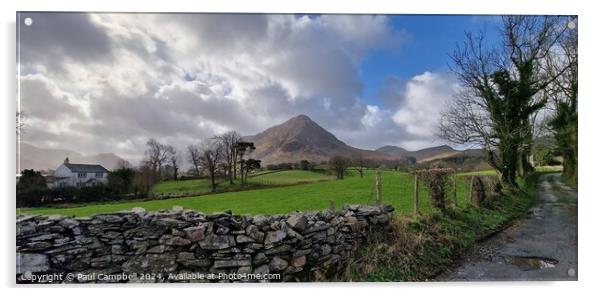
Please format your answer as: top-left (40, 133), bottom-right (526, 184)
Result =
top-left (49, 158), bottom-right (110, 188)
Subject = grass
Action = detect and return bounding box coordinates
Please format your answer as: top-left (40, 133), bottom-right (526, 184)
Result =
top-left (150, 170), bottom-right (334, 196)
top-left (457, 169), bottom-right (498, 176)
top-left (342, 172), bottom-right (539, 281)
top-left (19, 170), bottom-right (472, 217)
top-left (535, 165), bottom-right (563, 173)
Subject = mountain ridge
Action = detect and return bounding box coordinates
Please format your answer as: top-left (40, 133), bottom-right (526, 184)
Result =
top-left (376, 144), bottom-right (460, 162)
top-left (247, 114), bottom-right (462, 165)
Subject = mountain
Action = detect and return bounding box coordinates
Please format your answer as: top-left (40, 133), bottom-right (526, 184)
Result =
top-left (18, 142), bottom-right (126, 173)
top-left (375, 145), bottom-right (410, 158)
top-left (376, 144), bottom-right (462, 163)
top-left (246, 115), bottom-right (394, 164)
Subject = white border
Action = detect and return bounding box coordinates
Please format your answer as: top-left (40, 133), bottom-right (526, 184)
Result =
top-left (2, 1), bottom-right (601, 295)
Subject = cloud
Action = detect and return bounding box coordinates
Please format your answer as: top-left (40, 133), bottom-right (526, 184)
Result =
top-left (18, 12), bottom-right (113, 70)
top-left (332, 71), bottom-right (460, 152)
top-left (19, 13), bottom-right (410, 162)
top-left (392, 71), bottom-right (459, 139)
top-left (19, 74), bottom-right (86, 121)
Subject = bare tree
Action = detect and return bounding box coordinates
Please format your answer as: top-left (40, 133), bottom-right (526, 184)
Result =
top-left (329, 155), bottom-right (349, 180)
top-left (199, 139), bottom-right (224, 192)
top-left (440, 16), bottom-right (569, 188)
top-left (167, 146), bottom-right (179, 180)
top-left (116, 159), bottom-right (133, 169)
top-left (145, 139), bottom-right (170, 178)
top-left (351, 152), bottom-right (365, 178)
top-left (187, 144), bottom-right (203, 177)
top-left (235, 142), bottom-right (256, 186)
top-left (134, 160), bottom-right (158, 195)
top-left (216, 131), bottom-right (241, 184)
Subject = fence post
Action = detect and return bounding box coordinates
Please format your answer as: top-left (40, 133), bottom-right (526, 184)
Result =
top-left (453, 173), bottom-right (458, 208)
top-left (375, 170), bottom-right (382, 206)
top-left (413, 174), bottom-right (419, 215)
top-left (329, 200), bottom-right (336, 211)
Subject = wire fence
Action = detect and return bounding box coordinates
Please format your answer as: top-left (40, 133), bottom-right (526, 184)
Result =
top-left (150, 169), bottom-right (483, 215)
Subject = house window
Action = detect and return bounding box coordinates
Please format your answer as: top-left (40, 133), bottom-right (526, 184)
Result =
top-left (78, 172), bottom-right (87, 178)
top-left (95, 172), bottom-right (104, 178)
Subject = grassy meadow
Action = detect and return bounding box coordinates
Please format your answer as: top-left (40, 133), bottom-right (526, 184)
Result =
top-left (18, 169), bottom-right (485, 217)
top-left (150, 169), bottom-right (334, 196)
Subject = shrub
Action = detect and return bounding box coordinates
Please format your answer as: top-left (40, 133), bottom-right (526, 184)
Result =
top-left (16, 183), bottom-right (146, 208)
top-left (414, 168), bottom-right (455, 211)
top-left (469, 175), bottom-right (502, 208)
top-left (266, 163), bottom-right (293, 170)
top-left (17, 169), bottom-right (47, 193)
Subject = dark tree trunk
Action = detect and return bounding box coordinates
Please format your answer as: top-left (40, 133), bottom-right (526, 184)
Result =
top-left (233, 151), bottom-right (237, 180)
top-left (228, 166), bottom-right (234, 184)
top-left (240, 161), bottom-right (245, 185)
top-left (209, 171), bottom-right (216, 192)
top-left (500, 144), bottom-right (519, 188)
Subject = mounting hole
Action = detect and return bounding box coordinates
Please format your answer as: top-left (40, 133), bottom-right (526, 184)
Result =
top-left (567, 21), bottom-right (576, 30)
top-left (568, 268), bottom-right (576, 277)
top-left (24, 17), bottom-right (33, 26)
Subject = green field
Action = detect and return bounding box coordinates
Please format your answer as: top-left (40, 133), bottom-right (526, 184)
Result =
top-left (457, 169), bottom-right (498, 176)
top-left (19, 170), bottom-right (476, 217)
top-left (150, 170), bottom-right (335, 195)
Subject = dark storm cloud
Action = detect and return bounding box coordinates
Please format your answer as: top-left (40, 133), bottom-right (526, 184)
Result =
top-left (19, 74), bottom-right (85, 121)
top-left (18, 12), bottom-right (113, 69)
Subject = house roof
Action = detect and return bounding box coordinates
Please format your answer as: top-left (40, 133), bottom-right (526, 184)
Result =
top-left (64, 163), bottom-right (109, 173)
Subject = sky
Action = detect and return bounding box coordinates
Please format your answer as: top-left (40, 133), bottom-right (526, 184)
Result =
top-left (17, 13), bottom-right (502, 162)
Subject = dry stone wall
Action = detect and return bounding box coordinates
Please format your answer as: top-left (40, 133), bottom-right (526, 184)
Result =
top-left (16, 204), bottom-right (394, 283)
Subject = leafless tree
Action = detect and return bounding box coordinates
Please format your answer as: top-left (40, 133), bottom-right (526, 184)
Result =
top-left (351, 152), bottom-right (365, 178)
top-left (216, 131), bottom-right (241, 184)
top-left (235, 142), bottom-right (256, 186)
top-left (116, 159), bottom-right (133, 169)
top-left (145, 139), bottom-right (170, 177)
top-left (187, 144), bottom-right (203, 177)
top-left (329, 155), bottom-right (349, 180)
top-left (439, 16), bottom-right (569, 187)
top-left (199, 139), bottom-right (224, 192)
top-left (167, 146), bottom-right (179, 180)
top-left (134, 160), bottom-right (158, 195)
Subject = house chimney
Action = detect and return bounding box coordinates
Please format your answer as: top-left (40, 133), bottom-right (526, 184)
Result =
top-left (64, 157), bottom-right (70, 164)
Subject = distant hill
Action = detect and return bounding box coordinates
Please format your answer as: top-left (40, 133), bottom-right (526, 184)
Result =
top-left (246, 115), bottom-right (395, 165)
top-left (376, 144), bottom-right (463, 163)
top-left (18, 142), bottom-right (126, 173)
top-left (418, 148), bottom-right (490, 171)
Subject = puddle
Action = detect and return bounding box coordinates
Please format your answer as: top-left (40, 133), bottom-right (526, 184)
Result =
top-left (526, 208), bottom-right (543, 220)
top-left (507, 256), bottom-right (558, 270)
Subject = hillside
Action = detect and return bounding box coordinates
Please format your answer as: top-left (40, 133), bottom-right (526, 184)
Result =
top-left (18, 142), bottom-right (126, 173)
top-left (247, 115), bottom-right (394, 164)
top-left (376, 144), bottom-right (463, 163)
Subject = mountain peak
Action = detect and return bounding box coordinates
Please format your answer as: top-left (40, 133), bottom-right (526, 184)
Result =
top-left (286, 114), bottom-right (314, 124)
top-left (250, 115), bottom-right (383, 164)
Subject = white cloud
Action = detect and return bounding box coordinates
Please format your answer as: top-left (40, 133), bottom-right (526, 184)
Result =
top-left (361, 105), bottom-right (383, 128)
top-left (392, 71), bottom-right (459, 139)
